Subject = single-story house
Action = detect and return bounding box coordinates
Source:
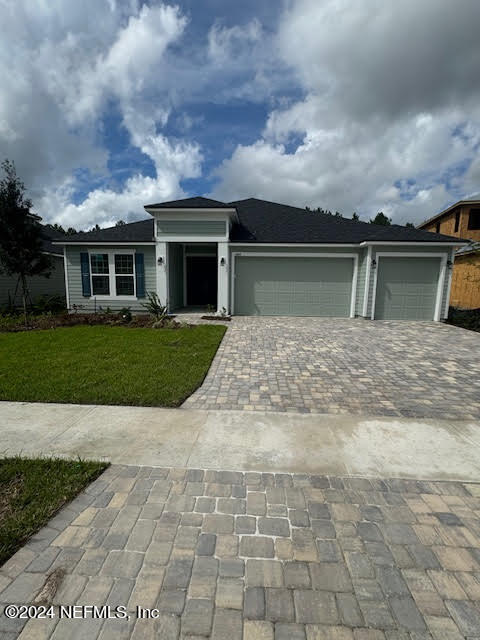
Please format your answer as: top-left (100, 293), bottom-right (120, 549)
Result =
top-left (53, 197), bottom-right (467, 321)
top-left (0, 224), bottom-right (66, 308)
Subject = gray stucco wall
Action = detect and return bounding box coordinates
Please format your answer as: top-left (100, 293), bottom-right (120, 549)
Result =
top-left (65, 245), bottom-right (156, 313)
top-left (0, 254), bottom-right (65, 307)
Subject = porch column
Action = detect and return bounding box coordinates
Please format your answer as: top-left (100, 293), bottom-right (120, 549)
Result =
top-left (156, 240), bottom-right (169, 309)
top-left (217, 241), bottom-right (229, 314)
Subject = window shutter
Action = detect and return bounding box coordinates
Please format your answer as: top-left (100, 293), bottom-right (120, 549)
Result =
top-left (135, 253), bottom-right (145, 298)
top-left (80, 252), bottom-right (91, 297)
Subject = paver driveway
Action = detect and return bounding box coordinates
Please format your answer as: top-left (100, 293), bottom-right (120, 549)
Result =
top-left (3, 465), bottom-right (480, 638)
top-left (183, 317), bottom-right (480, 420)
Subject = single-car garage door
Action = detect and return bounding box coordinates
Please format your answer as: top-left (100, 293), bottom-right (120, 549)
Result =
top-left (234, 256), bottom-right (354, 316)
top-left (374, 257), bottom-right (441, 320)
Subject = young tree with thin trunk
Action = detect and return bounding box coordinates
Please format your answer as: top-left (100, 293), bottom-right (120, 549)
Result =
top-left (0, 160), bottom-right (52, 325)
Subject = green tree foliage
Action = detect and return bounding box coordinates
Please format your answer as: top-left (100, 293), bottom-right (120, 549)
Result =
top-left (305, 206), bottom-right (343, 216)
top-left (0, 160), bottom-right (52, 322)
top-left (115, 220), bottom-right (126, 226)
top-left (44, 222), bottom-right (78, 236)
top-left (50, 222), bottom-right (66, 234)
top-left (369, 211), bottom-right (391, 226)
top-left (405, 222), bottom-right (415, 228)
top-left (352, 212), bottom-right (360, 221)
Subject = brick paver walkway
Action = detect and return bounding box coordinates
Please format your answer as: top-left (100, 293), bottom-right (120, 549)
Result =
top-left (2, 465), bottom-right (480, 638)
top-left (183, 317), bottom-right (480, 420)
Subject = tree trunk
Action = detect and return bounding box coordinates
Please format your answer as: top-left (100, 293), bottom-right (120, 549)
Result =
top-left (20, 274), bottom-right (28, 328)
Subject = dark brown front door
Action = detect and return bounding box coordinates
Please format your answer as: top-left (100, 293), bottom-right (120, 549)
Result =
top-left (186, 256), bottom-right (217, 306)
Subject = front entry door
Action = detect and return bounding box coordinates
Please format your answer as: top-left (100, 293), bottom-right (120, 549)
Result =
top-left (186, 256), bottom-right (217, 306)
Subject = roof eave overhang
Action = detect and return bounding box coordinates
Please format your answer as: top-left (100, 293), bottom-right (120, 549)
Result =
top-left (52, 241), bottom-right (155, 246)
top-left (229, 242), bottom-right (358, 247)
top-left (359, 240), bottom-right (468, 247)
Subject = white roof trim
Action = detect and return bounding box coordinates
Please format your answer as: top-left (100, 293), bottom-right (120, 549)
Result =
top-left (145, 206), bottom-right (237, 214)
top-left (359, 241), bottom-right (467, 247)
top-left (229, 242), bottom-right (358, 247)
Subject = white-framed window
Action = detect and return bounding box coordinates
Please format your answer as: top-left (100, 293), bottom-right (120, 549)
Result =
top-left (89, 250), bottom-right (136, 298)
top-left (90, 253), bottom-right (110, 295)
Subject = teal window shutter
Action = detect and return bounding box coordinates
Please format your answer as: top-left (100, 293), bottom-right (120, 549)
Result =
top-left (80, 252), bottom-right (91, 297)
top-left (135, 253), bottom-right (145, 297)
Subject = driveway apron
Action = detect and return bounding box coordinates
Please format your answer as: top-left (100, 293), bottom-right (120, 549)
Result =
top-left (3, 465), bottom-right (480, 639)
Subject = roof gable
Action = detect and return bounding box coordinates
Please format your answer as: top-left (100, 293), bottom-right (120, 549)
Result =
top-left (144, 196), bottom-right (232, 209)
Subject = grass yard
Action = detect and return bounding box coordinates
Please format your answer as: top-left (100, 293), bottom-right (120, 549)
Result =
top-left (0, 457), bottom-right (107, 565)
top-left (0, 324), bottom-right (226, 406)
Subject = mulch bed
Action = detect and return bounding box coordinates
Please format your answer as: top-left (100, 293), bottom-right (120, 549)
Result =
top-left (0, 313), bottom-right (184, 332)
top-left (201, 315), bottom-right (231, 321)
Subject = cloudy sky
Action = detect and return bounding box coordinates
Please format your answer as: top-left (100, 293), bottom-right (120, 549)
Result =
top-left (2, 0), bottom-right (480, 230)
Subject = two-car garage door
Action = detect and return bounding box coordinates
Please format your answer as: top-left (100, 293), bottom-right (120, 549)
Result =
top-left (234, 256), bottom-right (354, 317)
top-left (233, 253), bottom-right (444, 320)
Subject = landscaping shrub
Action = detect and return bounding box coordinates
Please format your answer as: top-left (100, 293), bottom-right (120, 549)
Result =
top-left (118, 307), bottom-right (132, 323)
top-left (33, 294), bottom-right (67, 314)
top-left (447, 306), bottom-right (480, 333)
top-left (141, 291), bottom-right (167, 318)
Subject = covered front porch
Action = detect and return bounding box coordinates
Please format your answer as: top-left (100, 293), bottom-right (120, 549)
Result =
top-left (156, 242), bottom-right (229, 314)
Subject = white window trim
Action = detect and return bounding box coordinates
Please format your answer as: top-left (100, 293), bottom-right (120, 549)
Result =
top-left (231, 252), bottom-right (359, 318)
top-left (88, 249), bottom-right (137, 300)
top-left (370, 252), bottom-right (447, 322)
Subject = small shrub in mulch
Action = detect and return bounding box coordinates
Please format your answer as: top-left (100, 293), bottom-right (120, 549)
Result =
top-left (201, 315), bottom-right (231, 321)
top-left (447, 307), bottom-right (480, 333)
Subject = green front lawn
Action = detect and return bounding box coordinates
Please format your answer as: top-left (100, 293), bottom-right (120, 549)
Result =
top-left (0, 457), bottom-right (107, 565)
top-left (0, 324), bottom-right (226, 406)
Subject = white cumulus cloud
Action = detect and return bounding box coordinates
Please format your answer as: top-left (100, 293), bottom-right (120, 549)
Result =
top-left (1, 1), bottom-right (198, 229)
top-left (212, 0), bottom-right (480, 224)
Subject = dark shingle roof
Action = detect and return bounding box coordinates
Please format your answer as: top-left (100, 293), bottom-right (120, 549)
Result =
top-left (41, 225), bottom-right (65, 255)
top-left (144, 196), bottom-right (232, 209)
top-left (54, 197), bottom-right (463, 245)
top-left (228, 198), bottom-right (461, 244)
top-left (54, 219), bottom-right (154, 244)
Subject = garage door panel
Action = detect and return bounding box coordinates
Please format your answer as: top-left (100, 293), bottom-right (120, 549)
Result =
top-left (375, 257), bottom-right (440, 320)
top-left (235, 256), bottom-right (353, 316)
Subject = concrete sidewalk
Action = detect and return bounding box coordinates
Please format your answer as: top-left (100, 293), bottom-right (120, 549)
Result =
top-left (2, 401), bottom-right (480, 481)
